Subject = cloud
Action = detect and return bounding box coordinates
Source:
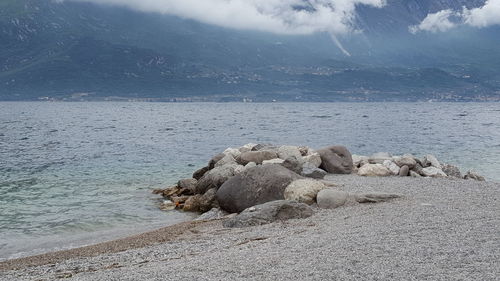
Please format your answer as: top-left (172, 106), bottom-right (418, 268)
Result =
top-left (64, 0), bottom-right (386, 36)
top-left (410, 0), bottom-right (500, 33)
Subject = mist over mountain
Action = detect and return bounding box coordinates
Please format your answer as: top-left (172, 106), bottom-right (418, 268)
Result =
top-left (1, 0), bottom-right (499, 101)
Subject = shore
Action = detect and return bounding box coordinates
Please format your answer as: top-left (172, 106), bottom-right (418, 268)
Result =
top-left (1, 175), bottom-right (498, 280)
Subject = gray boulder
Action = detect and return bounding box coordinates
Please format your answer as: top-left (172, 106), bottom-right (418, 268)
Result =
top-left (281, 156), bottom-right (303, 174)
top-left (394, 156), bottom-right (417, 169)
top-left (237, 150), bottom-right (278, 165)
top-left (277, 145), bottom-right (303, 160)
top-left (442, 164), bottom-right (462, 178)
top-left (183, 188), bottom-right (218, 212)
top-left (399, 165), bottom-right (410, 177)
top-left (192, 166), bottom-right (209, 180)
top-left (178, 178), bottom-right (198, 194)
top-left (317, 145), bottom-right (353, 174)
top-left (216, 165), bottom-right (302, 213)
top-left (410, 171), bottom-right (422, 178)
top-left (215, 154), bottom-right (237, 168)
top-left (303, 152), bottom-right (322, 168)
top-left (208, 153), bottom-right (226, 169)
top-left (316, 189), bottom-right (349, 209)
top-left (422, 154), bottom-right (442, 169)
top-left (301, 163), bottom-right (327, 179)
top-left (196, 164), bottom-right (239, 194)
top-left (352, 155), bottom-right (369, 168)
top-left (464, 170), bottom-right (485, 181)
top-left (223, 200), bottom-right (313, 228)
top-left (284, 179), bottom-right (327, 205)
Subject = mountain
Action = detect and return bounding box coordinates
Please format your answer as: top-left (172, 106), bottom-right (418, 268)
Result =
top-left (0, 0), bottom-right (499, 101)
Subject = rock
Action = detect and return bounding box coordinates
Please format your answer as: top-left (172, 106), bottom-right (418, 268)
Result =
top-left (159, 201), bottom-right (177, 211)
top-left (216, 165), bottom-right (302, 213)
top-left (354, 193), bottom-right (402, 203)
top-left (383, 160), bottom-right (400, 175)
top-left (298, 146), bottom-right (310, 156)
top-left (237, 150), bottom-right (278, 165)
top-left (251, 144), bottom-right (278, 152)
top-left (368, 152), bottom-right (392, 164)
top-left (222, 200), bottom-right (313, 228)
top-left (301, 163), bottom-right (327, 179)
top-left (244, 162), bottom-right (257, 169)
top-left (223, 148), bottom-right (241, 159)
top-left (303, 152), bottom-right (322, 168)
top-left (178, 178), bottom-right (198, 194)
top-left (412, 163), bottom-right (425, 176)
top-left (410, 171), bottom-right (422, 178)
top-left (421, 166), bottom-right (447, 178)
top-left (281, 156), bottom-right (303, 174)
top-left (442, 164), bottom-right (462, 178)
top-left (317, 145), bottom-right (353, 174)
top-left (183, 188), bottom-right (218, 212)
top-left (284, 179), bottom-right (327, 205)
top-left (161, 185), bottom-right (181, 197)
top-left (277, 145), bottom-right (303, 160)
top-left (182, 195), bottom-right (203, 212)
top-left (399, 165), bottom-right (410, 177)
top-left (357, 164), bottom-right (391, 177)
top-left (464, 170), bottom-right (485, 181)
top-left (394, 156), bottom-right (417, 169)
top-left (170, 195), bottom-right (190, 205)
top-left (196, 164), bottom-right (239, 194)
top-left (316, 189), bottom-right (349, 209)
top-left (195, 208), bottom-right (231, 221)
top-left (215, 154), bottom-right (237, 167)
top-left (208, 153), bottom-right (226, 169)
top-left (352, 155), bottom-right (369, 168)
top-left (192, 166), bottom-right (209, 180)
top-left (262, 158), bottom-right (285, 165)
top-left (422, 154), bottom-right (441, 169)
top-left (238, 143), bottom-right (257, 153)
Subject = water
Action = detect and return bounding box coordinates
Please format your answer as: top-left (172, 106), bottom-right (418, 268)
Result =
top-left (1, 102), bottom-right (499, 260)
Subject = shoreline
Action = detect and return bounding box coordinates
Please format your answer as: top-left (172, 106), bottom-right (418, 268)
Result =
top-left (1, 175), bottom-right (498, 280)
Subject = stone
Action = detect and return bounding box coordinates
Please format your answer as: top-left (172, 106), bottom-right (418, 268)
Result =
top-left (215, 154), bottom-right (237, 167)
top-left (301, 163), bottom-right (327, 179)
top-left (298, 146), bottom-right (310, 156)
top-left (357, 164), bottom-right (391, 177)
top-left (195, 208), bottom-right (231, 221)
top-left (399, 165), bottom-right (410, 177)
top-left (234, 164), bottom-right (246, 175)
top-left (161, 185), bottom-right (181, 197)
top-left (368, 152), bottom-right (393, 164)
top-left (208, 153), bottom-right (226, 169)
top-left (170, 195), bottom-right (190, 205)
top-left (222, 200), bottom-right (313, 228)
top-left (216, 165), bottom-right (302, 213)
top-left (354, 193), bottom-right (402, 203)
top-left (262, 158), bottom-right (285, 165)
top-left (464, 170), bottom-right (485, 181)
top-left (421, 166), bottom-right (447, 178)
top-left (303, 152), bottom-right (322, 168)
top-left (316, 189), bottom-right (349, 209)
top-left (383, 160), bottom-right (400, 175)
top-left (244, 162), bottom-right (257, 169)
top-left (183, 188), bottom-right (218, 212)
top-left (410, 171), bottom-right (422, 178)
top-left (277, 145), bottom-right (303, 160)
top-left (237, 150), bottom-right (278, 165)
top-left (178, 178), bottom-right (198, 194)
top-left (422, 154), bottom-right (442, 169)
top-left (223, 148), bottom-right (241, 159)
top-left (352, 155), bottom-right (369, 168)
top-left (159, 201), bottom-right (177, 211)
top-left (284, 179), bottom-right (327, 205)
top-left (412, 163), bottom-right (425, 176)
top-left (442, 164), bottom-right (462, 178)
top-left (394, 156), bottom-right (417, 169)
top-left (281, 156), bottom-right (303, 174)
top-left (196, 164), bottom-right (239, 194)
top-left (317, 145), bottom-right (353, 174)
top-left (192, 166), bottom-right (209, 180)
top-left (251, 144), bottom-right (278, 152)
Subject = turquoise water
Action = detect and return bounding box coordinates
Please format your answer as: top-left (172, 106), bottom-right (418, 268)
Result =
top-left (1, 102), bottom-right (499, 259)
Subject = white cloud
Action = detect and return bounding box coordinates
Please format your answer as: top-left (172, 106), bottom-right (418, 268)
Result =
top-left (64, 0), bottom-right (387, 36)
top-left (410, 0), bottom-right (500, 33)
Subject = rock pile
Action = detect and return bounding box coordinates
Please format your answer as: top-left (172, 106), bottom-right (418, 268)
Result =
top-left (153, 144), bottom-right (485, 226)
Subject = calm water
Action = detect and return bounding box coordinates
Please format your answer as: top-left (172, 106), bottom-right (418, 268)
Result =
top-left (1, 102), bottom-right (499, 259)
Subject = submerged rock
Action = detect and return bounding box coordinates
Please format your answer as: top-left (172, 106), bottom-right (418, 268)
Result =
top-left (284, 179), bottom-right (327, 205)
top-left (317, 145), bottom-right (353, 174)
top-left (216, 165), bottom-right (302, 213)
top-left (223, 200), bottom-right (313, 228)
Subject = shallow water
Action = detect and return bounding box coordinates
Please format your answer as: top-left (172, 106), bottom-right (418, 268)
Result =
top-left (1, 102), bottom-right (499, 259)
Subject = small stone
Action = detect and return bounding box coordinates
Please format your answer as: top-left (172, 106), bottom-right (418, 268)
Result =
top-left (301, 163), bottom-right (327, 179)
top-left (464, 170), bottom-right (485, 181)
top-left (352, 155), bottom-right (369, 168)
top-left (442, 164), bottom-right (462, 178)
top-left (159, 201), bottom-right (177, 211)
top-left (394, 156), bottom-right (417, 169)
top-left (399, 165), bottom-right (410, 177)
top-left (410, 171), bottom-right (422, 178)
top-left (316, 189), bottom-right (349, 209)
top-left (195, 208), bottom-right (230, 221)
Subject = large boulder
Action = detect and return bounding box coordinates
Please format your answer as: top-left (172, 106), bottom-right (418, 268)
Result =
top-left (303, 152), bottom-right (322, 168)
top-left (281, 156), bottom-right (304, 174)
top-left (222, 200), bottom-right (313, 228)
top-left (277, 145), bottom-right (303, 160)
top-left (223, 148), bottom-right (241, 159)
top-left (237, 151), bottom-right (278, 165)
top-left (216, 165), bottom-right (302, 213)
top-left (301, 163), bottom-right (327, 179)
top-left (422, 154), bottom-right (442, 169)
top-left (214, 154), bottom-right (237, 168)
top-left (196, 164), bottom-right (240, 194)
top-left (442, 164), bottom-right (462, 178)
top-left (383, 160), bottom-right (400, 175)
top-left (421, 166), bottom-right (447, 177)
top-left (394, 156), bottom-right (417, 169)
top-left (316, 189), bottom-right (349, 209)
top-left (358, 164), bottom-right (391, 177)
top-left (178, 178), bottom-right (198, 194)
top-left (183, 188), bottom-right (218, 213)
top-left (192, 166), bottom-right (209, 180)
top-left (208, 153), bottom-right (226, 169)
top-left (284, 179), bottom-right (327, 205)
top-left (399, 165), bottom-right (410, 177)
top-left (317, 145), bottom-right (353, 174)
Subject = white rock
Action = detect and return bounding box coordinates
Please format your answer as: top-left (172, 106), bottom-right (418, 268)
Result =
top-left (303, 152), bottom-right (322, 168)
top-left (316, 189), bottom-right (349, 209)
top-left (284, 179), bottom-right (327, 205)
top-left (223, 148), bottom-right (241, 159)
top-left (352, 155), bottom-right (369, 167)
top-left (422, 154), bottom-right (441, 169)
top-left (262, 158), bottom-right (285, 165)
top-left (421, 166), bottom-right (446, 177)
top-left (383, 160), bottom-right (400, 175)
top-left (358, 164), bottom-right (391, 177)
top-left (277, 145), bottom-right (303, 160)
top-left (410, 171), bottom-right (422, 178)
top-left (244, 162), bottom-right (257, 169)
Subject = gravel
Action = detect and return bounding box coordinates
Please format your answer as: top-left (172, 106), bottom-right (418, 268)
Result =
top-left (1, 175), bottom-right (499, 281)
